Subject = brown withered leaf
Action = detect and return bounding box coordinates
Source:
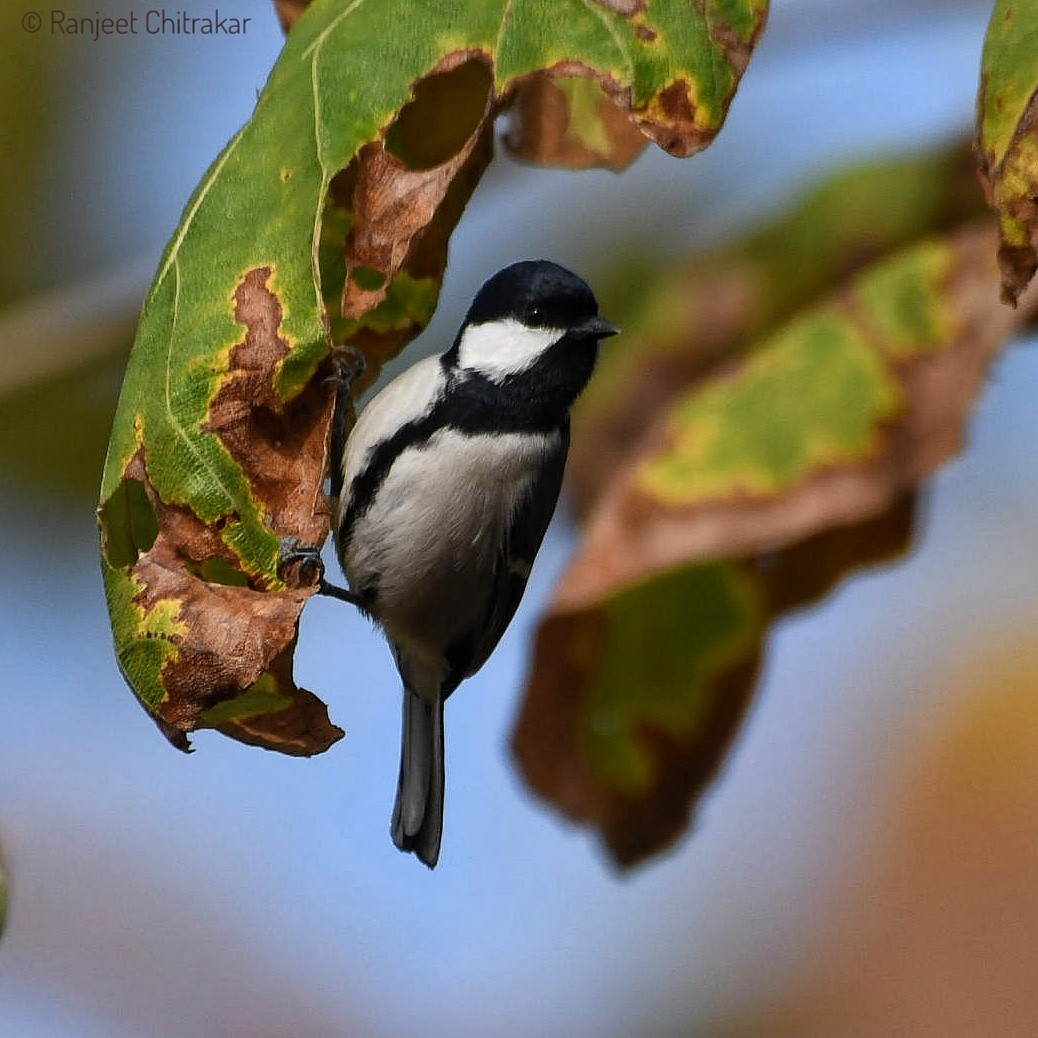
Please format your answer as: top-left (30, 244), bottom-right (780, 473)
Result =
top-left (561, 222), bottom-right (1034, 609)
top-left (513, 496), bottom-right (916, 867)
top-left (570, 144), bottom-right (988, 517)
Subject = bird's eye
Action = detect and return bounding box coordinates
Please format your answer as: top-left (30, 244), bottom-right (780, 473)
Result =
top-left (528, 306), bottom-right (543, 325)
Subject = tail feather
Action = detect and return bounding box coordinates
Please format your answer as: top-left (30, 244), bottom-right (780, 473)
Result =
top-left (391, 688), bottom-right (444, 869)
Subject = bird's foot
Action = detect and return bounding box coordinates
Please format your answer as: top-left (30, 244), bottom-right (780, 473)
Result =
top-left (327, 344), bottom-right (367, 391)
top-left (277, 537), bottom-right (367, 609)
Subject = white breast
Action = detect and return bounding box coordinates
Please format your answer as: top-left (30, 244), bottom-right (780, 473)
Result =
top-left (343, 427), bottom-right (559, 655)
top-left (339, 354), bottom-right (445, 492)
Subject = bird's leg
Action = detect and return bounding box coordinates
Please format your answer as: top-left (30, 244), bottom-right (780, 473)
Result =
top-left (277, 536), bottom-right (367, 610)
top-left (278, 348), bottom-right (369, 609)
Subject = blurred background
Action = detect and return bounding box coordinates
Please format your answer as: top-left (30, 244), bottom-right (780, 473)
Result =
top-left (2, 0), bottom-right (1037, 1035)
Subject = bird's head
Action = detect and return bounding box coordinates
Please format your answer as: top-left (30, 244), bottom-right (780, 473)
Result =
top-left (449, 260), bottom-right (618, 381)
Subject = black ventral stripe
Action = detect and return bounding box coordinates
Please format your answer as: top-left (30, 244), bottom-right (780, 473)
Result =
top-left (338, 332), bottom-right (596, 551)
top-left (337, 377), bottom-right (553, 550)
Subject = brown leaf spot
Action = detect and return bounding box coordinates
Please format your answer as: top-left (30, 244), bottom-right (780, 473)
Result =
top-left (203, 266), bottom-right (335, 563)
top-left (653, 79), bottom-right (695, 125)
top-left (505, 72), bottom-right (649, 172)
top-left (134, 536), bottom-right (311, 733)
top-left (637, 79), bottom-right (712, 158)
top-left (341, 60), bottom-right (494, 320)
top-left (708, 9), bottom-right (766, 78)
top-left (115, 444), bottom-right (337, 754)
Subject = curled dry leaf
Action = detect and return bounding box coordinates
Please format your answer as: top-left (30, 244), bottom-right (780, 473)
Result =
top-left (570, 144), bottom-right (987, 516)
top-left (273, 0), bottom-right (309, 33)
top-left (100, 0), bottom-right (770, 751)
top-left (514, 495), bottom-right (916, 868)
top-left (515, 221), bottom-right (1037, 867)
top-left (976, 0), bottom-right (1038, 305)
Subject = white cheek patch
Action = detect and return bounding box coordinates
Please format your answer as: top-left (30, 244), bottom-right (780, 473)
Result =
top-left (456, 318), bottom-right (562, 380)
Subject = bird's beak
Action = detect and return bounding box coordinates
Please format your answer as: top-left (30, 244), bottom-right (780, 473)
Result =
top-left (578, 316), bottom-right (620, 339)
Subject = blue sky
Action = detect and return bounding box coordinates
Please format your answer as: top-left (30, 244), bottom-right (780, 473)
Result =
top-left (2, 2), bottom-right (1033, 1035)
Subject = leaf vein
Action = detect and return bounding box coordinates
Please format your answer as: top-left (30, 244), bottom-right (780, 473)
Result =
top-left (581, 0), bottom-right (633, 76)
top-left (494, 0), bottom-right (516, 63)
top-left (302, 0), bottom-right (370, 62)
top-left (164, 258), bottom-right (235, 515)
top-left (155, 126), bottom-right (246, 291)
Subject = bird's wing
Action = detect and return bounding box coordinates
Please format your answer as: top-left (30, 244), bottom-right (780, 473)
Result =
top-left (444, 424), bottom-right (570, 694)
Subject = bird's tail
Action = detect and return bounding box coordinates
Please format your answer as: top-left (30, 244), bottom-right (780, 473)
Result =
top-left (391, 686), bottom-right (445, 869)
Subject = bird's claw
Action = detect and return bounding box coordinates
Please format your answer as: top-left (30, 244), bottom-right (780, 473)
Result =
top-left (277, 536), bottom-right (325, 588)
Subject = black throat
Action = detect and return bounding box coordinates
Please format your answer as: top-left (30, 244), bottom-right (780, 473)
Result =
top-left (441, 329), bottom-right (599, 434)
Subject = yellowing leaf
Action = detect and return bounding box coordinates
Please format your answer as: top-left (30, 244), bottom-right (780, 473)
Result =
top-left (562, 224), bottom-right (1027, 607)
top-left (570, 144), bottom-right (987, 515)
top-left (976, 0), bottom-right (1038, 303)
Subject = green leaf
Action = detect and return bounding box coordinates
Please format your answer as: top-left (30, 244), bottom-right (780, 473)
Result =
top-left (977, 0), bottom-right (1038, 304)
top-left (98, 0), bottom-right (769, 752)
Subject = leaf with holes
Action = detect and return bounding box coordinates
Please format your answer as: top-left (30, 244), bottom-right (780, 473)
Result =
top-left (976, 0), bottom-right (1038, 304)
top-left (98, 0), bottom-right (770, 751)
top-left (515, 222), bottom-right (1038, 866)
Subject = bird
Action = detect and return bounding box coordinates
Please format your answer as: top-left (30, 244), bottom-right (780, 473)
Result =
top-left (325, 260), bottom-right (617, 868)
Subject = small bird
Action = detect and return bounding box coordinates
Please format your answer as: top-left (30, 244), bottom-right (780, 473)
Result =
top-left (328, 260), bottom-right (616, 868)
